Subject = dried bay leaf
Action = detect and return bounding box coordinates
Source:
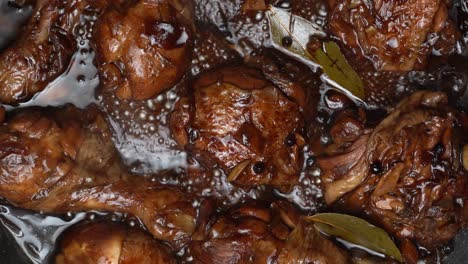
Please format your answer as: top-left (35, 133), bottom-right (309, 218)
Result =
top-left (268, 6), bottom-right (324, 67)
top-left (267, 6), bottom-right (366, 101)
top-left (315, 42), bottom-right (365, 99)
top-left (306, 213), bottom-right (403, 262)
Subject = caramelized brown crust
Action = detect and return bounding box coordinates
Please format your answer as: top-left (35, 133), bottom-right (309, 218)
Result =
top-left (328, 0), bottom-right (460, 71)
top-left (0, 0), bottom-right (108, 104)
top-left (95, 0), bottom-right (194, 100)
top-left (0, 107), bottom-right (196, 247)
top-left (318, 91), bottom-right (467, 247)
top-left (191, 200), bottom-right (349, 263)
top-left (56, 222), bottom-right (176, 264)
top-left (170, 67), bottom-right (305, 191)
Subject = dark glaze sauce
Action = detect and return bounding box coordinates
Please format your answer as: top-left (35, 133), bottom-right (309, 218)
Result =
top-left (0, 1), bottom-right (32, 50)
top-left (0, 0), bottom-right (467, 263)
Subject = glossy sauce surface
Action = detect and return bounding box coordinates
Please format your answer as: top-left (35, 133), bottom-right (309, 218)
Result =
top-left (0, 0), bottom-right (467, 263)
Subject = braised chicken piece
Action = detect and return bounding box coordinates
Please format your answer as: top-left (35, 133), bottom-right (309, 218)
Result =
top-left (56, 222), bottom-right (176, 264)
top-left (328, 0), bottom-right (460, 71)
top-left (95, 0), bottom-right (194, 101)
top-left (0, 106), bottom-right (196, 248)
top-left (191, 200), bottom-right (349, 263)
top-left (0, 0), bottom-right (109, 105)
top-left (317, 91), bottom-right (467, 248)
top-left (170, 67), bottom-right (305, 191)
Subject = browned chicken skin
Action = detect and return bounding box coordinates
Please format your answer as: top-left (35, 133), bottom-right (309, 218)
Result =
top-left (0, 0), bottom-right (466, 262)
top-left (0, 0), bottom-right (194, 105)
top-left (328, 0), bottom-right (460, 71)
top-left (191, 200), bottom-right (349, 263)
top-left (171, 67), bottom-right (305, 191)
top-left (95, 0), bottom-right (194, 101)
top-left (0, 0), bottom-right (108, 105)
top-left (317, 91), bottom-right (467, 248)
top-left (56, 222), bottom-right (176, 264)
top-left (0, 107), bottom-right (196, 248)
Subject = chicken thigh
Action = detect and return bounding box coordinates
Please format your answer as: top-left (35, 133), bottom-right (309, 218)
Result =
top-left (191, 200), bottom-right (349, 263)
top-left (317, 91), bottom-right (467, 248)
top-left (95, 0), bottom-right (194, 101)
top-left (328, 0), bottom-right (460, 71)
top-left (170, 67), bottom-right (305, 191)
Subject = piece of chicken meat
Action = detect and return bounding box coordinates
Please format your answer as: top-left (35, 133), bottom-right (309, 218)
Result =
top-left (95, 0), bottom-right (194, 101)
top-left (191, 200), bottom-right (349, 263)
top-left (0, 0), bottom-right (109, 105)
top-left (328, 0), bottom-right (460, 71)
top-left (56, 221), bottom-right (176, 264)
top-left (0, 106), bottom-right (196, 248)
top-left (317, 91), bottom-right (467, 249)
top-left (170, 67), bottom-right (306, 192)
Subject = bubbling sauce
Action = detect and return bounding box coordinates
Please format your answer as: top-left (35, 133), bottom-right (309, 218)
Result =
top-left (0, 0), bottom-right (467, 263)
top-left (2, 2), bottom-right (100, 111)
top-left (0, 205), bottom-right (88, 264)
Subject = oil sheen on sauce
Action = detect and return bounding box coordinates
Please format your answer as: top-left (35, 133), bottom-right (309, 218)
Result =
top-left (0, 0), bottom-right (467, 263)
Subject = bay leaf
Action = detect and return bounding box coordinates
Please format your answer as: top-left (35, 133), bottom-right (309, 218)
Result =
top-left (306, 213), bottom-right (403, 262)
top-left (267, 6), bottom-right (324, 67)
top-left (267, 6), bottom-right (366, 101)
top-left (315, 42), bottom-right (365, 100)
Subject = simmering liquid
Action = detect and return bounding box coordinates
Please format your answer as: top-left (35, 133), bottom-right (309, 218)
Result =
top-left (0, 0), bottom-right (467, 263)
